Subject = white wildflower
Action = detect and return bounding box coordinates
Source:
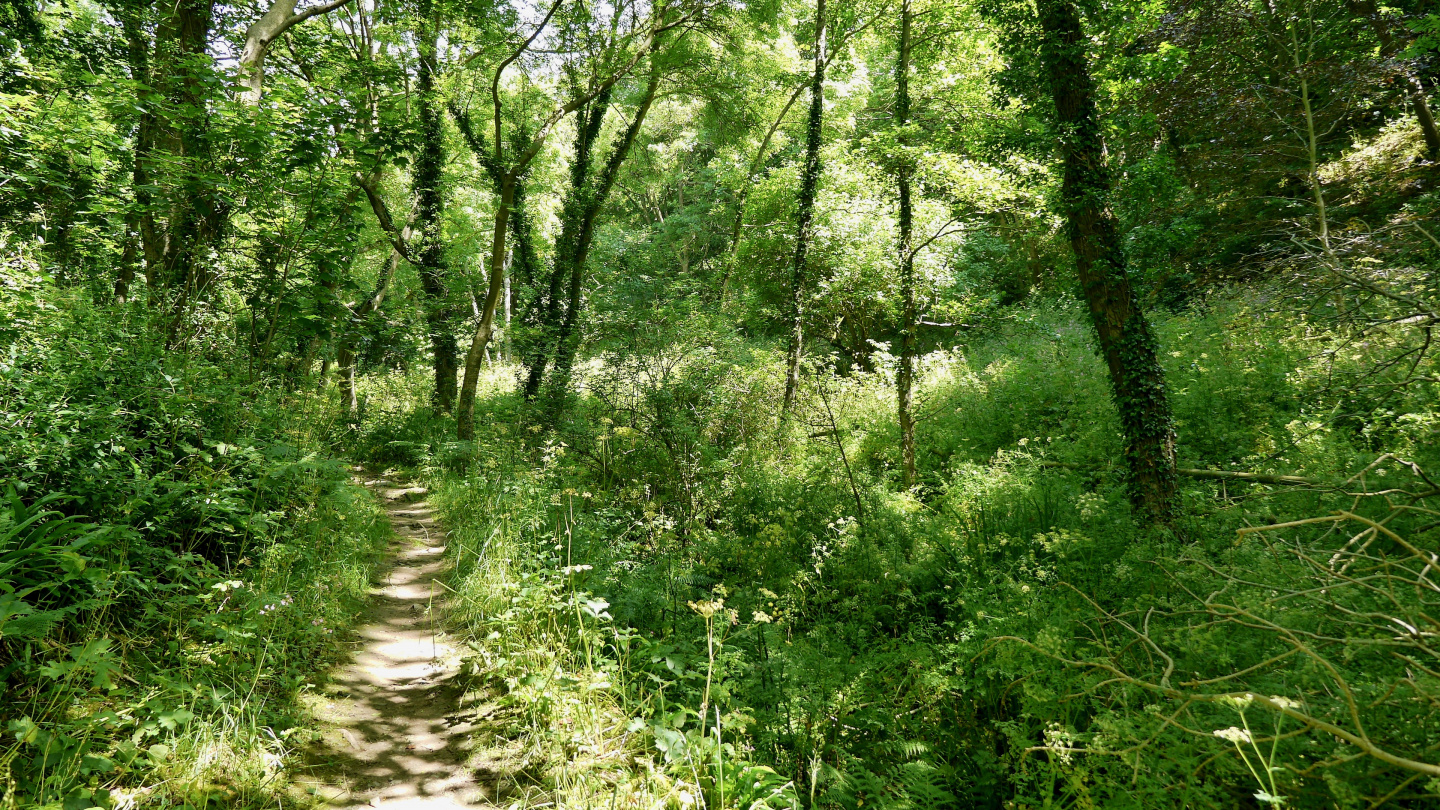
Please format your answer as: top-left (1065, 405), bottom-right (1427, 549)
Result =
top-left (1213, 727), bottom-right (1251, 744)
top-left (1221, 693), bottom-right (1255, 711)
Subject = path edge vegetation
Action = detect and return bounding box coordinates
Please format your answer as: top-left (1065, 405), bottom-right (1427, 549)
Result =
top-left (0, 284), bottom-right (395, 809)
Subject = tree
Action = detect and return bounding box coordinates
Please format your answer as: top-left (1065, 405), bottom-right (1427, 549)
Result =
top-left (1348, 0), bottom-right (1440, 157)
top-left (540, 65), bottom-right (662, 412)
top-left (454, 0), bottom-right (569, 441)
top-left (117, 1), bottom-right (158, 303)
top-left (1035, 0), bottom-right (1178, 522)
top-left (895, 0), bottom-right (916, 489)
top-left (148, 0), bottom-right (228, 337)
top-left (780, 0), bottom-right (827, 417)
top-left (344, 171), bottom-right (408, 416)
top-left (521, 77), bottom-right (619, 402)
top-left (455, 0), bottom-right (713, 440)
top-left (412, 0), bottom-right (458, 412)
top-left (238, 0), bottom-right (356, 104)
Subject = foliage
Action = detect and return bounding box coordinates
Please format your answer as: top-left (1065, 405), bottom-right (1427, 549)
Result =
top-left (387, 247), bottom-right (1440, 806)
top-left (0, 271), bottom-right (389, 809)
top-left (6, 0), bottom-right (1440, 805)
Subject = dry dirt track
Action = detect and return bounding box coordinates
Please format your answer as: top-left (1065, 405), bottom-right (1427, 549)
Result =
top-left (289, 475), bottom-right (522, 809)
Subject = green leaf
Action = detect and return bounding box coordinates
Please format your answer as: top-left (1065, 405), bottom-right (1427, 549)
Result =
top-left (157, 708), bottom-right (195, 730)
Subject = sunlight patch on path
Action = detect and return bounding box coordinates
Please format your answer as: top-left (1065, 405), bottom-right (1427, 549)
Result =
top-left (289, 475), bottom-right (529, 809)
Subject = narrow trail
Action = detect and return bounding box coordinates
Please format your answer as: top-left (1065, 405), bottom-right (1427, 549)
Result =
top-left (289, 474), bottom-right (524, 809)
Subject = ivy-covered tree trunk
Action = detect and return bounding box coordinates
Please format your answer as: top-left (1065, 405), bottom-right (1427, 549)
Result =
top-left (458, 3), bottom-right (672, 441)
top-left (450, 106), bottom-right (539, 375)
top-left (506, 177), bottom-right (540, 316)
top-left (413, 0), bottom-right (457, 413)
top-left (781, 0), bottom-right (827, 416)
top-left (895, 0), bottom-right (917, 489)
top-left (544, 71), bottom-right (661, 416)
top-left (119, 2), bottom-right (159, 302)
top-left (1036, 0), bottom-right (1177, 522)
top-left (522, 88), bottom-right (613, 401)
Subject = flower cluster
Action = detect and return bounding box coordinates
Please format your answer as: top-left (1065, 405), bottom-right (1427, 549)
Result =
top-left (1213, 727), bottom-right (1251, 744)
top-left (258, 594), bottom-right (293, 616)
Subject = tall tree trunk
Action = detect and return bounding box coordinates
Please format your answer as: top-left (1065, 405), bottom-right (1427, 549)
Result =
top-left (456, 176), bottom-right (513, 440)
top-left (413, 0), bottom-right (456, 412)
top-left (509, 177), bottom-right (540, 290)
top-left (497, 172), bottom-right (535, 368)
top-left (522, 87), bottom-right (613, 400)
top-left (544, 70), bottom-right (661, 416)
top-left (721, 18), bottom-right (868, 306)
top-left (1036, 0), bottom-right (1177, 523)
top-left (895, 0), bottom-right (917, 489)
top-left (120, 3), bottom-right (161, 300)
top-left (152, 0), bottom-right (225, 338)
top-left (781, 0), bottom-right (827, 417)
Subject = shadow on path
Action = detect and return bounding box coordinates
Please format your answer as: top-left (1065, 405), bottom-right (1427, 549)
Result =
top-left (288, 475), bottom-right (528, 809)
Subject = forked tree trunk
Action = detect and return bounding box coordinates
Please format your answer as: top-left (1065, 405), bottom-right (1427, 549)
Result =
top-left (895, 0), bottom-right (917, 489)
top-left (1036, 0), bottom-right (1177, 523)
top-left (238, 0), bottom-right (356, 104)
top-left (781, 0), bottom-right (827, 417)
top-left (523, 87), bottom-right (614, 400)
top-left (543, 70), bottom-right (661, 414)
top-left (448, 105), bottom-right (540, 340)
top-left (455, 0), bottom-right (669, 441)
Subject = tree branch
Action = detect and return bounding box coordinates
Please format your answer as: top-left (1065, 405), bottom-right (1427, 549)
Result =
top-left (353, 172), bottom-right (413, 263)
top-left (239, 0), bottom-right (358, 103)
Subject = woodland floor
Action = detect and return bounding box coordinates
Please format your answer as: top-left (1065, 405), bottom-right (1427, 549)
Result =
top-left (285, 474), bottom-right (537, 809)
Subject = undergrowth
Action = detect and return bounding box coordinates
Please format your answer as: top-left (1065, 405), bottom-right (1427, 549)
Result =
top-left (1, 276), bottom-right (389, 809)
top-left (351, 278), bottom-right (1440, 810)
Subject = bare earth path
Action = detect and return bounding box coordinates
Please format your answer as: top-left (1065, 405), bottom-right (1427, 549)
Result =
top-left (289, 474), bottom-right (520, 809)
